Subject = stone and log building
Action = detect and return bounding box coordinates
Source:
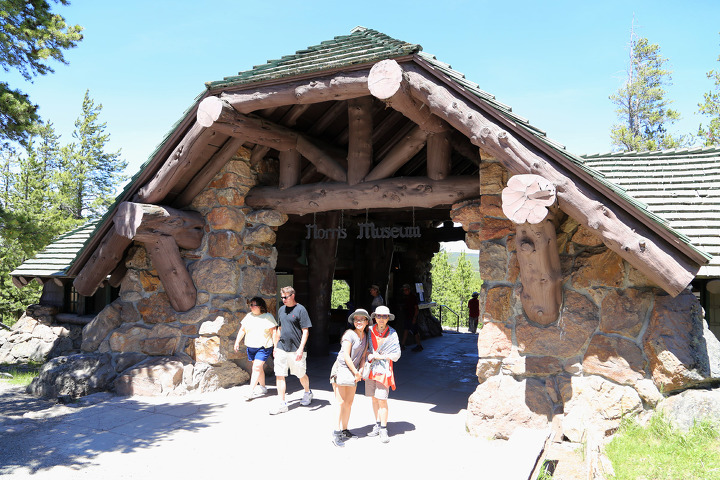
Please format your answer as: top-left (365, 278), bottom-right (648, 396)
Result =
top-left (5, 27), bottom-right (720, 441)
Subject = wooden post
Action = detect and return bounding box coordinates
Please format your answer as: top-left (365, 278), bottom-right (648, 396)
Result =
top-left (347, 97), bottom-right (374, 185)
top-left (307, 211), bottom-right (340, 356)
top-left (427, 131), bottom-right (452, 180)
top-left (279, 149), bottom-right (302, 190)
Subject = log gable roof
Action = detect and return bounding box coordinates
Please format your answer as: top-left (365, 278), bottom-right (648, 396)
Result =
top-left (11, 27), bottom-right (711, 298)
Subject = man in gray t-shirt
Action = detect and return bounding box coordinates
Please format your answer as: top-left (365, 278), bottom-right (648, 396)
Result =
top-left (270, 286), bottom-right (313, 415)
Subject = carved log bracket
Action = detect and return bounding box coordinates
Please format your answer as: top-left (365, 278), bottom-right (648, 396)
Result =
top-left (73, 202), bottom-right (204, 312)
top-left (502, 174), bottom-right (562, 325)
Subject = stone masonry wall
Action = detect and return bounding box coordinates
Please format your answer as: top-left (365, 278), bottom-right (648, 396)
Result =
top-left (451, 160), bottom-right (720, 441)
top-left (80, 148), bottom-right (287, 395)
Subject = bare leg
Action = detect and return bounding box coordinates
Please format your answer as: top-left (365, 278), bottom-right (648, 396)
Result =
top-left (249, 360), bottom-right (265, 391)
top-left (276, 375), bottom-right (287, 402)
top-left (335, 384), bottom-right (356, 430)
top-left (372, 397), bottom-right (389, 426)
top-left (298, 374), bottom-right (310, 393)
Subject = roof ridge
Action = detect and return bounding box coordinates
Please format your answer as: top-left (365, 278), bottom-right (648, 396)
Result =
top-left (206, 27), bottom-right (421, 90)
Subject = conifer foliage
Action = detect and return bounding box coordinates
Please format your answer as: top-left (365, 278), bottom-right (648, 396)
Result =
top-left (0, 0), bottom-right (83, 148)
top-left (698, 34), bottom-right (720, 146)
top-left (610, 34), bottom-right (686, 152)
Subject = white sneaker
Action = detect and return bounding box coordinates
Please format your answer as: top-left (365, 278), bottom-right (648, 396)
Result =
top-left (253, 385), bottom-right (268, 396)
top-left (300, 390), bottom-right (313, 406)
top-left (269, 402), bottom-right (288, 415)
top-left (379, 428), bottom-right (390, 443)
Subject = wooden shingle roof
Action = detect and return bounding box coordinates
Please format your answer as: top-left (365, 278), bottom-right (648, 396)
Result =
top-left (583, 146), bottom-right (720, 277)
top-left (10, 221), bottom-right (98, 279)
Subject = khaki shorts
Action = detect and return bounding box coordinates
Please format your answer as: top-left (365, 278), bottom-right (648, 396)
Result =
top-left (274, 348), bottom-right (307, 378)
top-left (329, 360), bottom-right (357, 386)
top-left (365, 378), bottom-right (389, 400)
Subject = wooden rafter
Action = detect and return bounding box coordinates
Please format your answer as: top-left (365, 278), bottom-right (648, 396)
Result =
top-left (198, 96), bottom-right (348, 182)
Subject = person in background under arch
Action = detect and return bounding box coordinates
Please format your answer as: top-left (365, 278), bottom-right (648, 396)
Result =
top-left (234, 297), bottom-right (276, 400)
top-left (369, 284), bottom-right (384, 312)
top-left (400, 283), bottom-right (423, 352)
top-left (468, 291), bottom-right (480, 334)
top-left (365, 305), bottom-right (401, 443)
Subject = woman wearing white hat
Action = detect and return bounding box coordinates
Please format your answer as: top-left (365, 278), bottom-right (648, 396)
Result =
top-left (365, 305), bottom-right (401, 443)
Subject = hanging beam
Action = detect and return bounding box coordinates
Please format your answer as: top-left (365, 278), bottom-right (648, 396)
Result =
top-left (426, 131), bottom-right (452, 180)
top-left (246, 176), bottom-right (479, 215)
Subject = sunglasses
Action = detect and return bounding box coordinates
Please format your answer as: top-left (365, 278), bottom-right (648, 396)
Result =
top-left (353, 317), bottom-right (368, 322)
top-left (249, 303), bottom-right (259, 307)
top-left (375, 314), bottom-right (389, 319)
top-left (281, 295), bottom-right (292, 300)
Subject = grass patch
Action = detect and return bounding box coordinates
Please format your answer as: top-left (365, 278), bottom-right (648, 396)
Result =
top-left (0, 368), bottom-right (39, 386)
top-left (606, 413), bottom-right (720, 480)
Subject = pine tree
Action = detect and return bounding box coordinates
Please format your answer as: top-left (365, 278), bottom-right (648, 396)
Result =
top-left (610, 33), bottom-right (686, 152)
top-left (0, 0), bottom-right (83, 148)
top-left (430, 249), bottom-right (482, 328)
top-left (698, 35), bottom-right (720, 146)
top-left (59, 90), bottom-right (126, 219)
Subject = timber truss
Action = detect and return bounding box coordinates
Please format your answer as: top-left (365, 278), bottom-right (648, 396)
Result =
top-left (68, 53), bottom-right (708, 313)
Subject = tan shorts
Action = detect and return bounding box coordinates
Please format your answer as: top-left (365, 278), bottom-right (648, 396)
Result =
top-left (274, 348), bottom-right (307, 378)
top-left (365, 378), bottom-right (389, 400)
top-left (330, 360), bottom-right (357, 386)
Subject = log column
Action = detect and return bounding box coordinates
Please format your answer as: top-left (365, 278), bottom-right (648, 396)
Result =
top-left (307, 211), bottom-right (340, 356)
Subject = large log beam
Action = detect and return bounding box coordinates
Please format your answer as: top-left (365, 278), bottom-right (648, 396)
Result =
top-left (347, 97), bottom-right (373, 185)
top-left (365, 126), bottom-right (428, 181)
top-left (144, 234), bottom-right (196, 312)
top-left (368, 59), bottom-right (699, 297)
top-left (218, 70), bottom-right (370, 113)
top-left (174, 137), bottom-right (246, 207)
top-left (73, 229), bottom-right (133, 297)
top-left (115, 202), bottom-right (205, 249)
top-left (198, 97), bottom-right (347, 182)
top-left (136, 122), bottom-right (218, 204)
top-left (246, 176), bottom-right (479, 215)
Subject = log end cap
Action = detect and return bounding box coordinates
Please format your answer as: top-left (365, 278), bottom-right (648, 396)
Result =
top-left (368, 59), bottom-right (403, 100)
top-left (197, 96), bottom-right (224, 127)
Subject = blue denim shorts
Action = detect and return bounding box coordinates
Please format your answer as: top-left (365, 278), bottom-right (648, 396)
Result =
top-left (247, 346), bottom-right (273, 362)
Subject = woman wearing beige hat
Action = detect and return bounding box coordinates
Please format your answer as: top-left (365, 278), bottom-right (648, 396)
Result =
top-left (365, 305), bottom-right (401, 443)
top-left (329, 308), bottom-right (370, 447)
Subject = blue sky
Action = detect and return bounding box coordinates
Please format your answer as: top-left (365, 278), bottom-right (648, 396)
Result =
top-left (9, 0), bottom-right (720, 178)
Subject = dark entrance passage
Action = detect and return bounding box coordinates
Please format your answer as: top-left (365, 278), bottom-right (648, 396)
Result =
top-left (273, 208), bottom-right (466, 356)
